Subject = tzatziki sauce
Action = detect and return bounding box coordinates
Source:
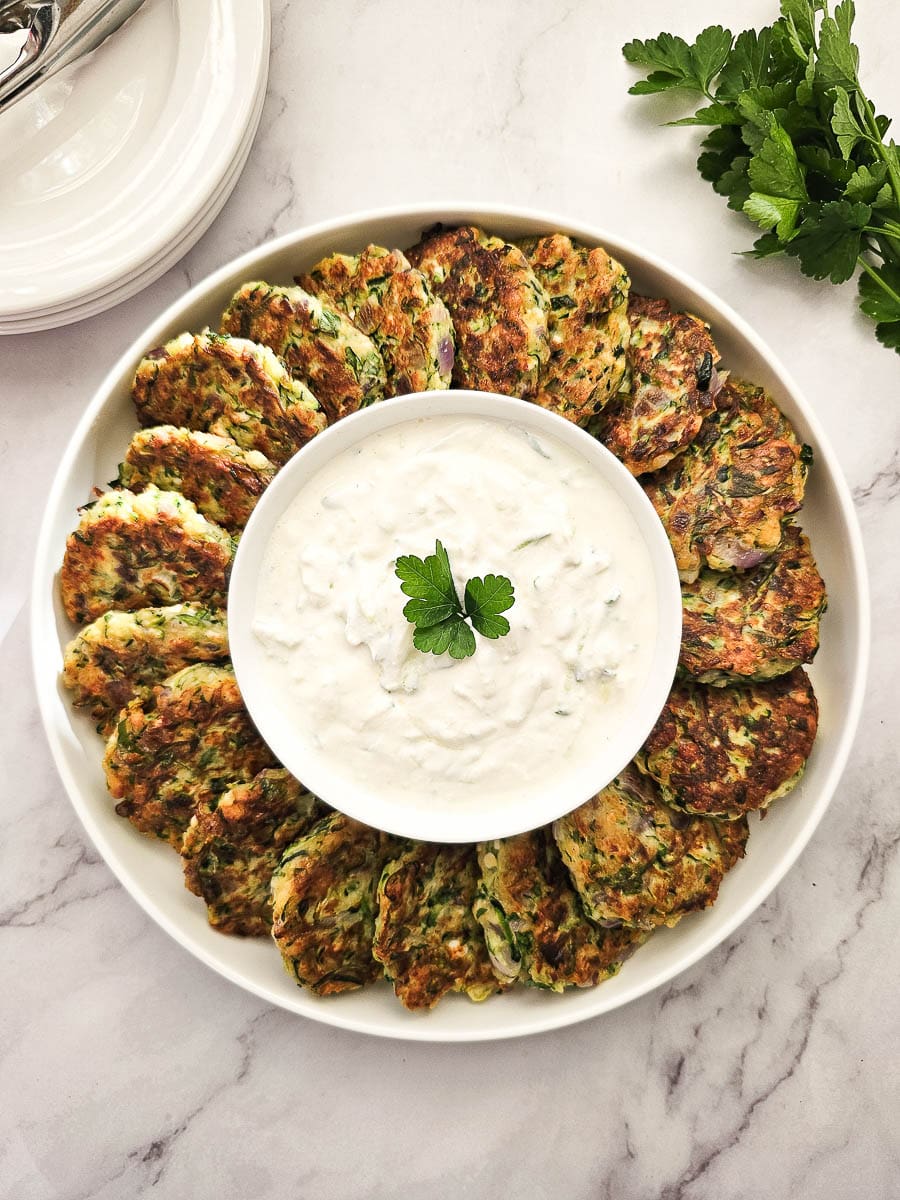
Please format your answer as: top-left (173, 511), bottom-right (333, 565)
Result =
top-left (252, 414), bottom-right (658, 817)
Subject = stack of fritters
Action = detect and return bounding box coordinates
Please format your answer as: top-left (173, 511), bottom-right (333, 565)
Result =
top-left (270, 821), bottom-right (655, 1010)
top-left (634, 374), bottom-right (824, 820)
top-left (220, 282), bottom-right (388, 422)
top-left (57, 223), bottom-right (828, 1014)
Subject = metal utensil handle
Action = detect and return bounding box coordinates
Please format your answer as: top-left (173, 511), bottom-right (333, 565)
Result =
top-left (0, 3), bottom-right (58, 93)
top-left (0, 0), bottom-right (144, 113)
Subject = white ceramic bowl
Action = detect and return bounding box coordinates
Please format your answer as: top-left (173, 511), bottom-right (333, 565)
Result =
top-left (228, 389), bottom-right (683, 844)
top-left (31, 204), bottom-right (870, 1042)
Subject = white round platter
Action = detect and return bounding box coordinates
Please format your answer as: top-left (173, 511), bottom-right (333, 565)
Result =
top-left (31, 204), bottom-right (870, 1042)
top-left (0, 0), bottom-right (269, 329)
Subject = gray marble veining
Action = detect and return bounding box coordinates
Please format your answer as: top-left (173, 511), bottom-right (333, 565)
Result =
top-left (2, 1), bottom-right (899, 1196)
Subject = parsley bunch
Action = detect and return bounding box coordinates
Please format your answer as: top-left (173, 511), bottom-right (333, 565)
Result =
top-left (623, 0), bottom-right (900, 353)
top-left (395, 540), bottom-right (515, 660)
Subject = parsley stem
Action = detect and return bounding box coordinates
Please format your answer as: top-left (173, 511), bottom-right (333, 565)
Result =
top-left (857, 90), bottom-right (900, 212)
top-left (863, 224), bottom-right (900, 244)
top-left (857, 255), bottom-right (900, 307)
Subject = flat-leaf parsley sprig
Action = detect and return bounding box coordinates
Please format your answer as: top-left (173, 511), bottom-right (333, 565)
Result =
top-left (394, 540), bottom-right (515, 660)
top-left (623, 1), bottom-right (900, 355)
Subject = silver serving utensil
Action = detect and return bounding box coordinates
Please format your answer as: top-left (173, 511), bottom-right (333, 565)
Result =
top-left (0, 0), bottom-right (145, 114)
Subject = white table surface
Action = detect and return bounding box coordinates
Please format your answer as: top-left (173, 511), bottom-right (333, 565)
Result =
top-left (2, 1), bottom-right (899, 1196)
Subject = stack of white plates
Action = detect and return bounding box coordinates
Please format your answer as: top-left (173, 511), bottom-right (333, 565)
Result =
top-left (0, 0), bottom-right (270, 334)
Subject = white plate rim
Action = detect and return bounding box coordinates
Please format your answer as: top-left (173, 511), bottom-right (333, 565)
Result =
top-left (31, 202), bottom-right (871, 1042)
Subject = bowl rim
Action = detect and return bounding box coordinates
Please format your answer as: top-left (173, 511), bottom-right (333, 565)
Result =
top-left (228, 388), bottom-right (683, 844)
top-left (30, 201), bottom-right (871, 1042)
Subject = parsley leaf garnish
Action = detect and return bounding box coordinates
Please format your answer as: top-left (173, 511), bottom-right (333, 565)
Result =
top-left (411, 615), bottom-right (476, 660)
top-left (395, 541), bottom-right (515, 660)
top-left (395, 539), bottom-right (461, 628)
top-left (623, 0), bottom-right (900, 357)
top-left (464, 574), bottom-right (516, 640)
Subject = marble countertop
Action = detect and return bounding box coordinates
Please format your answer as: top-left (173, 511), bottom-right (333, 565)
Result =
top-left (2, 1), bottom-right (899, 1196)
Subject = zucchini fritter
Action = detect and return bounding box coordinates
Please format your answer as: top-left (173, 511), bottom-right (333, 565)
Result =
top-left (474, 828), bottom-right (645, 991)
top-left (270, 812), bottom-right (396, 995)
top-left (553, 765), bottom-right (749, 931)
top-left (103, 663), bottom-right (276, 847)
top-left (680, 524), bottom-right (826, 684)
top-left (374, 842), bottom-right (502, 1010)
top-left (406, 224), bottom-right (551, 399)
top-left (118, 425), bottom-right (276, 531)
top-left (520, 233), bottom-right (631, 424)
top-left (599, 295), bottom-right (720, 475)
top-left (60, 486), bottom-right (234, 624)
top-left (636, 670), bottom-right (819, 819)
top-left (643, 378), bottom-right (809, 582)
top-left (182, 768), bottom-right (325, 936)
top-left (132, 331), bottom-right (325, 466)
top-left (220, 282), bottom-right (387, 422)
top-left (298, 244), bottom-right (454, 394)
top-left (62, 603), bottom-right (228, 735)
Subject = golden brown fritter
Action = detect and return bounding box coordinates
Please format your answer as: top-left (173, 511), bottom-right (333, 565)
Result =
top-left (220, 282), bottom-right (387, 422)
top-left (131, 331), bottom-right (325, 466)
top-left (103, 663), bottom-right (276, 847)
top-left (182, 768), bottom-right (325, 936)
top-left (636, 670), bottom-right (819, 819)
top-left (60, 487), bottom-right (234, 625)
top-left (679, 523), bottom-right (827, 684)
top-left (598, 295), bottom-right (720, 475)
top-left (298, 244), bottom-right (455, 394)
top-left (519, 233), bottom-right (630, 424)
top-left (406, 224), bottom-right (550, 399)
top-left (474, 828), bottom-right (646, 991)
top-left (643, 378), bottom-right (810, 583)
top-left (270, 812), bottom-right (396, 995)
top-left (553, 765), bottom-right (749, 931)
top-left (62, 603), bottom-right (229, 735)
top-left (118, 426), bottom-right (276, 531)
top-left (373, 842), bottom-right (502, 1010)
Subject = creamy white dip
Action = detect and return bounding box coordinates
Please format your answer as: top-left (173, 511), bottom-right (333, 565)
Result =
top-left (252, 415), bottom-right (658, 815)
